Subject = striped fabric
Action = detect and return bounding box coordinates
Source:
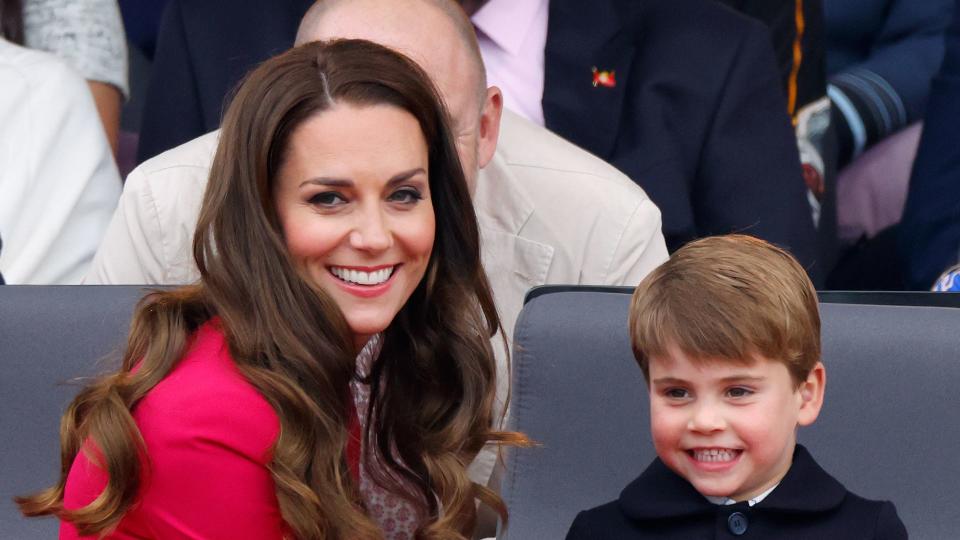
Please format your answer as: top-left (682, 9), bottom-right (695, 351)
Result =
top-left (829, 68), bottom-right (908, 163)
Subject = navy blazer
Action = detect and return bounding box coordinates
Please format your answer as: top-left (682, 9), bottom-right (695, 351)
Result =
top-left (566, 445), bottom-right (907, 539)
top-left (543, 0), bottom-right (820, 281)
top-left (137, 0), bottom-right (313, 163)
top-left (899, 0), bottom-right (960, 290)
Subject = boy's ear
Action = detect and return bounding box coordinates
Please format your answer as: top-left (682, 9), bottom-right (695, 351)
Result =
top-left (797, 362), bottom-right (826, 426)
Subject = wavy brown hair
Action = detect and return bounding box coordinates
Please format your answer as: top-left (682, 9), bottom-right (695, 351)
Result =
top-left (18, 39), bottom-right (524, 539)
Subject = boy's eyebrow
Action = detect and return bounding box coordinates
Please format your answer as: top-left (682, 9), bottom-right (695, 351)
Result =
top-left (651, 377), bottom-right (689, 386)
top-left (651, 375), bottom-right (766, 386)
top-left (719, 375), bottom-right (765, 383)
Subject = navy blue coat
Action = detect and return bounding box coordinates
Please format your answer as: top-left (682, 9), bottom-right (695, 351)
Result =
top-left (899, 0), bottom-right (960, 289)
top-left (136, 0), bottom-right (312, 163)
top-left (825, 0), bottom-right (952, 165)
top-left (566, 445), bottom-right (907, 539)
top-left (543, 0), bottom-right (819, 281)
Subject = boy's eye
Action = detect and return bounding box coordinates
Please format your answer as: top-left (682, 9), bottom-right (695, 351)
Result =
top-left (308, 192), bottom-right (347, 206)
top-left (389, 187), bottom-right (424, 204)
top-left (664, 388), bottom-right (690, 399)
top-left (726, 387), bottom-right (754, 398)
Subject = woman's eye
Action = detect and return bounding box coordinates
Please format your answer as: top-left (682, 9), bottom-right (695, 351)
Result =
top-left (308, 192), bottom-right (347, 206)
top-left (389, 187), bottom-right (423, 204)
top-left (726, 387), bottom-right (753, 398)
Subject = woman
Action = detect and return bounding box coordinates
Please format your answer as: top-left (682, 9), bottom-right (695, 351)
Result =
top-left (18, 39), bottom-right (521, 539)
top-left (22, 0), bottom-right (127, 155)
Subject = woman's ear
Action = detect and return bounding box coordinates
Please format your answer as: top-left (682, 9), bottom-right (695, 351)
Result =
top-left (797, 362), bottom-right (826, 426)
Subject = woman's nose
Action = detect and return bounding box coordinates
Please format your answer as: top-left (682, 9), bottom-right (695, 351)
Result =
top-left (348, 207), bottom-right (392, 252)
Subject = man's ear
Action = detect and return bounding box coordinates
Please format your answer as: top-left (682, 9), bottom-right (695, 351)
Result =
top-left (797, 362), bottom-right (826, 426)
top-left (477, 86), bottom-right (503, 170)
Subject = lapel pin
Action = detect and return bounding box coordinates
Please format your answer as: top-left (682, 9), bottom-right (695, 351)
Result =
top-left (592, 67), bottom-right (616, 88)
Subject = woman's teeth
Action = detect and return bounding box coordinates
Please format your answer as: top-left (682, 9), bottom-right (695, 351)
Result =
top-left (330, 266), bottom-right (394, 286)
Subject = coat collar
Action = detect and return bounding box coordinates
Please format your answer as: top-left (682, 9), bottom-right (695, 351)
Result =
top-left (619, 445), bottom-right (848, 520)
top-left (542, 0), bottom-right (640, 160)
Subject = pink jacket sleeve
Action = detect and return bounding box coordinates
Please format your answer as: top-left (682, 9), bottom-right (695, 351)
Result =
top-left (61, 324), bottom-right (284, 539)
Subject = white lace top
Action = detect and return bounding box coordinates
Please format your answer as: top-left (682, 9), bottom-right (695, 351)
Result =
top-left (352, 334), bottom-right (426, 539)
top-left (22, 0), bottom-right (128, 97)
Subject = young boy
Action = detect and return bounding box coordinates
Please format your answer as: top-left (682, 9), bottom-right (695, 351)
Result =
top-left (566, 235), bottom-right (907, 539)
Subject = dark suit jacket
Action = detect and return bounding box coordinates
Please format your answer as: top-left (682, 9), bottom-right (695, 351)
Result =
top-left (543, 0), bottom-right (820, 281)
top-left (136, 0), bottom-right (313, 163)
top-left (566, 445), bottom-right (907, 539)
top-left (719, 0), bottom-right (827, 119)
top-left (898, 0), bottom-right (960, 290)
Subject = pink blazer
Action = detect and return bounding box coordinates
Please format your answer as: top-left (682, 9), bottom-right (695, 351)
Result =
top-left (61, 321), bottom-right (285, 539)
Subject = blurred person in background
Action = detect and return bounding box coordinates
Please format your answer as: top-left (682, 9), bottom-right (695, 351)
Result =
top-left (457, 0), bottom-right (821, 279)
top-left (0, 0), bottom-right (121, 284)
top-left (825, 0), bottom-right (953, 171)
top-left (718, 0), bottom-right (838, 276)
top-left (135, 0), bottom-right (311, 163)
top-left (820, 0), bottom-right (953, 290)
top-left (899, 0), bottom-right (960, 290)
top-left (22, 0), bottom-right (128, 156)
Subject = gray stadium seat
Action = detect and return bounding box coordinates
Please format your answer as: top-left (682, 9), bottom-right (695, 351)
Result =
top-left (498, 287), bottom-right (960, 540)
top-left (0, 285), bottom-right (151, 538)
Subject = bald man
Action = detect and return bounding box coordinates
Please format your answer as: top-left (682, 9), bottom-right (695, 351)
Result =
top-left (86, 0), bottom-right (667, 487)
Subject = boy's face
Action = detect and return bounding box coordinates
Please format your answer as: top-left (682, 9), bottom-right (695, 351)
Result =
top-left (648, 345), bottom-right (824, 502)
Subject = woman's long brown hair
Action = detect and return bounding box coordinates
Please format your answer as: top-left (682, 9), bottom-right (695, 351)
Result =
top-left (17, 39), bottom-right (524, 539)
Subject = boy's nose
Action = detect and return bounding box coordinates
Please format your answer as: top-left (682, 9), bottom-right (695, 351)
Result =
top-left (688, 403), bottom-right (726, 433)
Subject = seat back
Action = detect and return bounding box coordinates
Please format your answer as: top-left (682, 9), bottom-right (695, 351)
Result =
top-left (498, 287), bottom-right (960, 539)
top-left (0, 285), bottom-right (150, 537)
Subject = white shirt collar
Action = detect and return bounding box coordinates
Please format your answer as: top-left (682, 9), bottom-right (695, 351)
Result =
top-left (704, 482), bottom-right (780, 507)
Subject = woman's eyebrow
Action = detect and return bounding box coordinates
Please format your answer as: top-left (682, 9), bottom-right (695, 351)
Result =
top-left (387, 167), bottom-right (427, 186)
top-left (299, 168), bottom-right (426, 189)
top-left (299, 177), bottom-right (352, 188)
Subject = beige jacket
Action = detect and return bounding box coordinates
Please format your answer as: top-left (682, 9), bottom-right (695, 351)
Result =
top-left (85, 110), bottom-right (667, 481)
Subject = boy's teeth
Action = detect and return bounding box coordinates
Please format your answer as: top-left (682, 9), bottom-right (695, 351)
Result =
top-left (693, 448), bottom-right (738, 462)
top-left (331, 266), bottom-right (394, 285)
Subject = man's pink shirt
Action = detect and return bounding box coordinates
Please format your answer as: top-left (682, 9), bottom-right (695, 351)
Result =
top-left (472, 0), bottom-right (549, 125)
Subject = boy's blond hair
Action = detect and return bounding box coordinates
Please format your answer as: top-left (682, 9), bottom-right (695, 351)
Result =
top-left (629, 235), bottom-right (820, 386)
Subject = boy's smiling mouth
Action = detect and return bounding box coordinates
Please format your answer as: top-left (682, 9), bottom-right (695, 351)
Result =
top-left (687, 448), bottom-right (743, 463)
